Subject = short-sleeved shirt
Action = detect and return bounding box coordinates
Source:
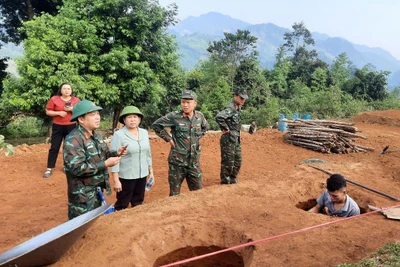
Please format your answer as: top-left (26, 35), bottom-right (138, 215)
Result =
top-left (152, 110), bottom-right (208, 167)
top-left (316, 189), bottom-right (360, 217)
top-left (215, 100), bottom-right (241, 137)
top-left (46, 96), bottom-right (80, 125)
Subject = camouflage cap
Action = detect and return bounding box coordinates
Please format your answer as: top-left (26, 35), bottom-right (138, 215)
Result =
top-left (234, 88), bottom-right (248, 100)
top-left (181, 89), bottom-right (197, 100)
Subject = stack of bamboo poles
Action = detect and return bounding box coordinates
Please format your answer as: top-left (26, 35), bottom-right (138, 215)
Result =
top-left (282, 119), bottom-right (375, 154)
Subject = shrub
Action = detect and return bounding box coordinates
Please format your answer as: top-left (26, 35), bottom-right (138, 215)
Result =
top-left (5, 116), bottom-right (46, 139)
top-left (242, 97), bottom-right (280, 128)
top-left (371, 96), bottom-right (400, 110)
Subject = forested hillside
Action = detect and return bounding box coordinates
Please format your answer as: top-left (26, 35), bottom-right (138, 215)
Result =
top-left (169, 12), bottom-right (400, 88)
top-left (0, 1), bottom-right (399, 136)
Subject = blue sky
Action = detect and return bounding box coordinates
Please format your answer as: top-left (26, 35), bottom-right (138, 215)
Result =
top-left (158, 0), bottom-right (400, 60)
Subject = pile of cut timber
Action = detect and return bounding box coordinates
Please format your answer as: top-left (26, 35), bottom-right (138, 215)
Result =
top-left (282, 119), bottom-right (374, 154)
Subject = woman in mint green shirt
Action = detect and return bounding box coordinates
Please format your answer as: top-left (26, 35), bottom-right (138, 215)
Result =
top-left (110, 106), bottom-right (153, 210)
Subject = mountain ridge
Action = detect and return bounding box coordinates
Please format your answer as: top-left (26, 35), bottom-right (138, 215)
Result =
top-left (171, 12), bottom-right (400, 87)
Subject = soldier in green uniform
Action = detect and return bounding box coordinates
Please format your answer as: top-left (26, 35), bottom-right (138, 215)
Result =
top-left (215, 88), bottom-right (248, 184)
top-left (248, 121), bottom-right (257, 134)
top-left (152, 90), bottom-right (208, 196)
top-left (63, 100), bottom-right (126, 220)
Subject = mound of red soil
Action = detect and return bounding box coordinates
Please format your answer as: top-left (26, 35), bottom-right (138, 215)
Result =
top-left (1, 110), bottom-right (400, 266)
top-left (353, 109), bottom-right (400, 127)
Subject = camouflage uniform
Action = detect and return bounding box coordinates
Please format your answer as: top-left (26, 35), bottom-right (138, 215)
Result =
top-left (63, 124), bottom-right (117, 220)
top-left (152, 110), bottom-right (208, 196)
top-left (249, 122), bottom-right (257, 134)
top-left (215, 101), bottom-right (243, 184)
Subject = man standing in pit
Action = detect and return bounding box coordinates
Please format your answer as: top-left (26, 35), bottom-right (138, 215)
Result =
top-left (309, 174), bottom-right (360, 217)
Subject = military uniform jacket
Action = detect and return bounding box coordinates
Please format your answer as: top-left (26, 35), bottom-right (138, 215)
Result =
top-left (215, 100), bottom-right (242, 138)
top-left (152, 110), bottom-right (208, 167)
top-left (63, 125), bottom-right (116, 204)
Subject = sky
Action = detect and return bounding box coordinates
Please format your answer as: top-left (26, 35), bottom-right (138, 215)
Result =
top-left (158, 0), bottom-right (400, 60)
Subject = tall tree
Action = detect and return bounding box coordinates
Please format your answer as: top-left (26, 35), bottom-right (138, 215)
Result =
top-left (207, 29), bottom-right (258, 89)
top-left (234, 58), bottom-right (269, 106)
top-left (1, 0), bottom-right (181, 128)
top-left (283, 22), bottom-right (315, 51)
top-left (330, 52), bottom-right (352, 88)
top-left (282, 22), bottom-right (323, 86)
top-left (0, 0), bottom-right (63, 44)
top-left (343, 65), bottom-right (389, 101)
top-left (310, 67), bottom-right (328, 92)
top-left (267, 46), bottom-right (291, 98)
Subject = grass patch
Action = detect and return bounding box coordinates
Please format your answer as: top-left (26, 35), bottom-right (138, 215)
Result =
top-left (337, 241), bottom-right (400, 266)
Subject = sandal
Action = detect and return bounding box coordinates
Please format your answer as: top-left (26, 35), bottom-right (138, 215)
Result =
top-left (43, 169), bottom-right (52, 178)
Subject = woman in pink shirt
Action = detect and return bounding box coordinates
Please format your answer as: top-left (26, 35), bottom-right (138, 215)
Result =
top-left (43, 82), bottom-right (80, 178)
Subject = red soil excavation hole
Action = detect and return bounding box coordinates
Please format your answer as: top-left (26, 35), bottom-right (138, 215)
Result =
top-left (296, 198), bottom-right (368, 214)
top-left (153, 245), bottom-right (246, 267)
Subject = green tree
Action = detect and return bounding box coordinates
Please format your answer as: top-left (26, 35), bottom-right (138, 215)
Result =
top-left (198, 77), bottom-right (231, 129)
top-left (282, 22), bottom-right (327, 87)
top-left (207, 29), bottom-right (258, 89)
top-left (0, 0), bottom-right (63, 44)
top-left (310, 67), bottom-right (328, 92)
top-left (234, 58), bottom-right (269, 107)
top-left (267, 46), bottom-right (291, 99)
top-left (1, 0), bottom-right (181, 129)
top-left (310, 86), bottom-right (343, 118)
top-left (343, 66), bottom-right (390, 101)
top-left (330, 52), bottom-right (352, 88)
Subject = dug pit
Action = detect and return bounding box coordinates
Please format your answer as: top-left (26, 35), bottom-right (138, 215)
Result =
top-left (154, 245), bottom-right (246, 266)
top-left (296, 197), bottom-right (370, 214)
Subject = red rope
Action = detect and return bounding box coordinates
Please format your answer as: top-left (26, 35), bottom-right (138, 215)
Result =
top-left (161, 204), bottom-right (400, 267)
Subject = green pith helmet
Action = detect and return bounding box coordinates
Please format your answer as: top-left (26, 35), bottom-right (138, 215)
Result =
top-left (119, 106), bottom-right (144, 124)
top-left (70, 100), bottom-right (103, 122)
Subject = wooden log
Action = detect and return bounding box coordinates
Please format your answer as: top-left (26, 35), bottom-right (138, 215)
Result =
top-left (352, 144), bottom-right (375, 151)
top-left (337, 136), bottom-right (355, 149)
top-left (285, 140), bottom-right (326, 152)
top-left (285, 138), bottom-right (325, 146)
top-left (326, 124), bottom-right (358, 133)
top-left (339, 132), bottom-right (368, 140)
top-left (301, 127), bottom-right (345, 133)
top-left (296, 119), bottom-right (354, 126)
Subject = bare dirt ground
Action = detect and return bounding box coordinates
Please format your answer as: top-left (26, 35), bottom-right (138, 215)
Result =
top-left (1, 110), bottom-right (400, 267)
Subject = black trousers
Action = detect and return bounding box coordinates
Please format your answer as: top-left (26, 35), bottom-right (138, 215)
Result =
top-left (47, 123), bottom-right (76, 168)
top-left (114, 177), bottom-right (146, 211)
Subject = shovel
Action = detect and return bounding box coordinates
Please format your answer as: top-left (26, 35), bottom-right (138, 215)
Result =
top-left (368, 205), bottom-right (400, 220)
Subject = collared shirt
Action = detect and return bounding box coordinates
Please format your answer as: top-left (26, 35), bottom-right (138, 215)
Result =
top-left (317, 189), bottom-right (360, 217)
top-left (152, 110), bottom-right (208, 166)
top-left (215, 100), bottom-right (242, 137)
top-left (46, 96), bottom-right (80, 125)
top-left (110, 126), bottom-right (152, 179)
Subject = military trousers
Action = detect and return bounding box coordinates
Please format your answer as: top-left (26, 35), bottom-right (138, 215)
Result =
top-left (220, 133), bottom-right (242, 184)
top-left (68, 186), bottom-right (102, 220)
top-left (168, 163), bottom-right (202, 196)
